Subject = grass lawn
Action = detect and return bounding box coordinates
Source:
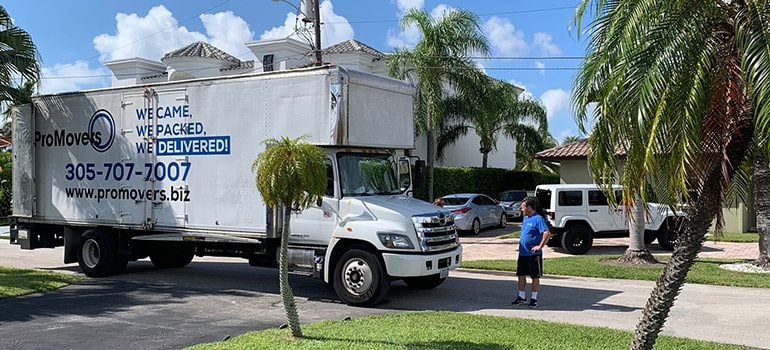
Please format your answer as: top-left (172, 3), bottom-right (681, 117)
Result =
top-left (0, 266), bottom-right (81, 298)
top-left (463, 256), bottom-right (770, 288)
top-left (706, 232), bottom-right (759, 243)
top-left (188, 311), bottom-right (752, 350)
top-left (499, 230), bottom-right (520, 239)
top-left (0, 217), bottom-right (8, 225)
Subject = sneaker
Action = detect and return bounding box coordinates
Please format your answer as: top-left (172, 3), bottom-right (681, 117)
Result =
top-left (528, 298), bottom-right (538, 308)
top-left (511, 297), bottom-right (527, 305)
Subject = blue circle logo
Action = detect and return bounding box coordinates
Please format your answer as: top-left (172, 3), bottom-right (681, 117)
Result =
top-left (89, 109), bottom-right (115, 153)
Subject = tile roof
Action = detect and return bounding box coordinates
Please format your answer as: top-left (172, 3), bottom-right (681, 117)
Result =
top-left (535, 139), bottom-right (627, 161)
top-left (220, 60), bottom-right (254, 72)
top-left (322, 39), bottom-right (385, 58)
top-left (0, 137), bottom-right (11, 146)
top-left (162, 41), bottom-right (241, 64)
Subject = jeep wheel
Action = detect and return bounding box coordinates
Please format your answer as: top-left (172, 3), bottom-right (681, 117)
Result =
top-left (657, 221), bottom-right (678, 251)
top-left (644, 230), bottom-right (657, 245)
top-left (561, 225), bottom-right (593, 255)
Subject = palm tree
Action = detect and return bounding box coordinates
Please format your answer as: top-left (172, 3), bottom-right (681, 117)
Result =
top-left (0, 6), bottom-right (40, 105)
top-left (387, 8), bottom-right (489, 200)
top-left (561, 135), bottom-right (582, 145)
top-left (438, 79), bottom-right (548, 168)
top-left (516, 131), bottom-right (558, 175)
top-left (252, 136), bottom-right (326, 338)
top-left (1, 80), bottom-right (35, 136)
top-left (573, 1), bottom-right (770, 349)
top-left (753, 154), bottom-right (769, 268)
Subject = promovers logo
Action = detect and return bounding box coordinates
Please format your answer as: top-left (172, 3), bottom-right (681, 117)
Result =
top-left (35, 109), bottom-right (116, 153)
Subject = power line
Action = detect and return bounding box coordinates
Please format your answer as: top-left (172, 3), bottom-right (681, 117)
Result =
top-left (328, 5), bottom-right (577, 24)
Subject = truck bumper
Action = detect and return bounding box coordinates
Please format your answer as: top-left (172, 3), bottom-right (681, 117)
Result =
top-left (382, 245), bottom-right (463, 278)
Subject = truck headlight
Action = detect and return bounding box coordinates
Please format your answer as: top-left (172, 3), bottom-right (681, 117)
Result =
top-left (377, 232), bottom-right (414, 249)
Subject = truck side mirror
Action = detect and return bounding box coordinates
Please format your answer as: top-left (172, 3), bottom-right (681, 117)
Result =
top-left (398, 157), bottom-right (412, 192)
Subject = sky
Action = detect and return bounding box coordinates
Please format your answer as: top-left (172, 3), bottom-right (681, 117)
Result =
top-left (4, 0), bottom-right (590, 143)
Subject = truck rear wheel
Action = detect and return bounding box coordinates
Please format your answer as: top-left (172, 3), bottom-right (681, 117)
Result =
top-left (561, 224), bottom-right (593, 255)
top-left (150, 249), bottom-right (195, 269)
top-left (333, 248), bottom-right (390, 307)
top-left (78, 229), bottom-right (127, 277)
top-left (403, 274), bottom-right (446, 290)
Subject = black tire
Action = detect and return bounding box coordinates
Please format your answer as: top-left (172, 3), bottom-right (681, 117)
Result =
top-left (333, 248), bottom-right (390, 307)
top-left (498, 214), bottom-right (507, 228)
top-left (77, 229), bottom-right (127, 277)
top-left (150, 248), bottom-right (195, 269)
top-left (644, 230), bottom-right (657, 244)
top-left (403, 274), bottom-right (447, 290)
top-left (561, 224), bottom-right (594, 255)
top-left (545, 234), bottom-right (561, 247)
top-left (469, 218), bottom-right (481, 235)
top-left (657, 221), bottom-right (677, 251)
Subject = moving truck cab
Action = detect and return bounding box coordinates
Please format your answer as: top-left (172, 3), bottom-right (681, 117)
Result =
top-left (10, 66), bottom-right (461, 306)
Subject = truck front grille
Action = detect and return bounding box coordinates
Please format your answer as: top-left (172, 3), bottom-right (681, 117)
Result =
top-left (412, 213), bottom-right (458, 252)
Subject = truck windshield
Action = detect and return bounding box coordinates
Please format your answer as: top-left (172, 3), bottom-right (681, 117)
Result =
top-left (338, 153), bottom-right (402, 197)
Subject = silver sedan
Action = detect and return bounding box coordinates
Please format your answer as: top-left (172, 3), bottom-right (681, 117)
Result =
top-left (440, 193), bottom-right (507, 235)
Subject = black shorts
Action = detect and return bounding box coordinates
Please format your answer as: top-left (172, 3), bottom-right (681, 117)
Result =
top-left (516, 255), bottom-right (543, 278)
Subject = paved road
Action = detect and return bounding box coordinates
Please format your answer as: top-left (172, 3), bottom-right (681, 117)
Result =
top-left (1, 242), bottom-right (769, 349)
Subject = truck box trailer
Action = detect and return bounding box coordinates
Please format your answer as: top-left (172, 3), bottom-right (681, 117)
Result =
top-left (10, 65), bottom-right (461, 306)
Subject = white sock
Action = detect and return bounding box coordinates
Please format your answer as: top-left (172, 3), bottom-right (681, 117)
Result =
top-left (518, 291), bottom-right (526, 299)
top-left (531, 292), bottom-right (539, 300)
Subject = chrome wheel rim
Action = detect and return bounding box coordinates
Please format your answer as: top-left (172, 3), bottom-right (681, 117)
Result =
top-left (82, 239), bottom-right (100, 268)
top-left (342, 258), bottom-right (373, 296)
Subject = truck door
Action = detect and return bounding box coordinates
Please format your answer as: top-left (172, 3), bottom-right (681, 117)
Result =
top-left (290, 158), bottom-right (340, 245)
top-left (146, 89), bottom-right (189, 228)
top-left (119, 93), bottom-right (153, 226)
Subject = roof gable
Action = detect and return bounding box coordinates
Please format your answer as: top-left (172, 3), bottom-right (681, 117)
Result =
top-left (162, 41), bottom-right (240, 64)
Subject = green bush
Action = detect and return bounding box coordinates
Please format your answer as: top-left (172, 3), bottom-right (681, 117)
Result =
top-left (0, 152), bottom-right (10, 217)
top-left (412, 166), bottom-right (558, 200)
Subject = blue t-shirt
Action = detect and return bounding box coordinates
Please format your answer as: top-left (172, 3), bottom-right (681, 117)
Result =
top-left (519, 214), bottom-right (549, 256)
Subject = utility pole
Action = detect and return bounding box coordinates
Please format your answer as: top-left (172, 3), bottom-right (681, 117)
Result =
top-left (313, 0), bottom-right (322, 66)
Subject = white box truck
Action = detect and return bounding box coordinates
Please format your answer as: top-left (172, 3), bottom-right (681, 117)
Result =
top-left (9, 66), bottom-right (461, 306)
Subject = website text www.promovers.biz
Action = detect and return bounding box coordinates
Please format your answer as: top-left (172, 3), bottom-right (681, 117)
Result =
top-left (65, 186), bottom-right (190, 203)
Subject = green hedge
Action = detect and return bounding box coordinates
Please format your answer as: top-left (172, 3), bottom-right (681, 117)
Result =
top-left (412, 166), bottom-right (559, 201)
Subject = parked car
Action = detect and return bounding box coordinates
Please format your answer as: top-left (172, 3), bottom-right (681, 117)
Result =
top-left (534, 184), bottom-right (682, 254)
top-left (441, 193), bottom-right (507, 235)
top-left (497, 190), bottom-right (530, 221)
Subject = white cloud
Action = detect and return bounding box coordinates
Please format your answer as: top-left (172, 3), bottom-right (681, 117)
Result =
top-left (430, 4), bottom-right (456, 19)
top-left (539, 88), bottom-right (570, 119)
top-left (394, 0), bottom-right (424, 12)
top-left (535, 61), bottom-right (546, 75)
top-left (260, 0), bottom-right (354, 48)
top-left (200, 11), bottom-right (255, 59)
top-left (40, 61), bottom-right (109, 94)
top-left (93, 5), bottom-right (207, 62)
top-left (483, 17), bottom-right (528, 56)
top-left (533, 32), bottom-right (562, 55)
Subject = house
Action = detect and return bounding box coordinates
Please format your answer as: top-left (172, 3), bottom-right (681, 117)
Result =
top-left (536, 139), bottom-right (756, 233)
top-left (103, 38), bottom-right (522, 169)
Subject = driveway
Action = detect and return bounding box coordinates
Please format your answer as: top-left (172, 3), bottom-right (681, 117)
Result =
top-left (1, 234), bottom-right (768, 349)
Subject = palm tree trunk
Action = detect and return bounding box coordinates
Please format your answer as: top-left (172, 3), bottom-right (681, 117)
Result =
top-left (280, 208), bottom-right (302, 337)
top-left (481, 152), bottom-right (488, 168)
top-left (618, 195), bottom-right (658, 264)
top-left (426, 129), bottom-right (435, 201)
top-left (630, 108), bottom-right (753, 349)
top-left (754, 153), bottom-right (770, 268)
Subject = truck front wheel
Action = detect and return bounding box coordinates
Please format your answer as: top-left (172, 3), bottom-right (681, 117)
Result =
top-left (333, 248), bottom-right (390, 307)
top-left (561, 224), bottom-right (593, 255)
top-left (78, 229), bottom-right (127, 277)
top-left (403, 274), bottom-right (446, 289)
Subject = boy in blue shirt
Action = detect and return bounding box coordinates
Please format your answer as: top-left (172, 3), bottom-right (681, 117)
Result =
top-left (512, 197), bottom-right (551, 308)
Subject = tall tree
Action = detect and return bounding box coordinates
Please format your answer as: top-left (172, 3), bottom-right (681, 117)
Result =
top-left (561, 135), bottom-right (582, 144)
top-left (252, 137), bottom-right (326, 338)
top-left (438, 79), bottom-right (548, 168)
top-left (573, 1), bottom-right (770, 349)
top-left (0, 6), bottom-right (40, 106)
top-left (387, 8), bottom-right (489, 200)
top-left (1, 80), bottom-right (35, 136)
top-left (754, 155), bottom-right (770, 268)
top-left (516, 131), bottom-right (558, 175)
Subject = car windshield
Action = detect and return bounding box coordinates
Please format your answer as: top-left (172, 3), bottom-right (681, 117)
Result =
top-left (338, 153), bottom-right (401, 197)
top-left (498, 191), bottom-right (527, 202)
top-left (443, 197), bottom-right (470, 206)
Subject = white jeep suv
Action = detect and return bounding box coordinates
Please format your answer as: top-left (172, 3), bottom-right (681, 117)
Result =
top-left (534, 184), bottom-right (681, 254)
